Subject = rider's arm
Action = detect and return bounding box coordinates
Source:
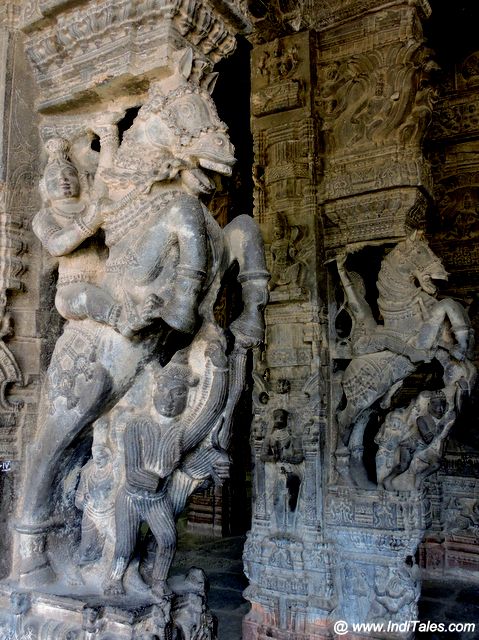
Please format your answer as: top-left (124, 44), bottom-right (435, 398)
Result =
top-left (32, 207), bottom-right (98, 257)
top-left (337, 260), bottom-right (368, 320)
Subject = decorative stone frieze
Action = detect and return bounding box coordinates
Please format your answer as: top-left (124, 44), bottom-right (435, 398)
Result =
top-left (317, 2), bottom-right (437, 250)
top-left (21, 0), bottom-right (251, 112)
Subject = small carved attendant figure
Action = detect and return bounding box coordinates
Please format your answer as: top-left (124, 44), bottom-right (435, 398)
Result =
top-left (261, 409), bottom-right (304, 530)
top-left (390, 391), bottom-right (456, 492)
top-left (269, 213), bottom-right (302, 292)
top-left (450, 500), bottom-right (479, 538)
top-left (75, 420), bottom-right (116, 565)
top-left (33, 137), bottom-right (122, 329)
top-left (375, 390), bottom-right (455, 491)
top-left (104, 356), bottom-right (199, 599)
top-left (371, 564), bottom-right (419, 622)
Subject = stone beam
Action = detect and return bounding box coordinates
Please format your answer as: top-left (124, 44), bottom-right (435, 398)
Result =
top-left (20, 0), bottom-right (251, 112)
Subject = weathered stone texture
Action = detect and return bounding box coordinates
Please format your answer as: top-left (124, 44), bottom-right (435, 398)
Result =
top-left (0, 1), bottom-right (478, 638)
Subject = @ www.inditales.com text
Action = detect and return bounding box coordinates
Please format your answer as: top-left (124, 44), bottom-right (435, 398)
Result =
top-left (333, 620), bottom-right (476, 635)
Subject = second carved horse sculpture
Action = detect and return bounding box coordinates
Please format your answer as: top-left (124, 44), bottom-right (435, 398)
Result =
top-left (337, 232), bottom-right (473, 488)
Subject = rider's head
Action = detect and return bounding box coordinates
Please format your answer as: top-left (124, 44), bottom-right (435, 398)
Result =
top-left (43, 137), bottom-right (80, 202)
top-left (273, 213), bottom-right (287, 240)
top-left (91, 418), bottom-right (111, 468)
top-left (92, 445), bottom-right (111, 469)
top-left (272, 409), bottom-right (288, 431)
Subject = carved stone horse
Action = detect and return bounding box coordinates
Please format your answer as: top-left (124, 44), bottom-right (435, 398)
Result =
top-left (16, 52), bottom-right (269, 585)
top-left (337, 231), bottom-right (473, 488)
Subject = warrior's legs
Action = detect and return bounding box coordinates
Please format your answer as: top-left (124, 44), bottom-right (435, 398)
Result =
top-left (78, 519), bottom-right (104, 565)
top-left (168, 470), bottom-right (201, 519)
top-left (147, 495), bottom-right (176, 596)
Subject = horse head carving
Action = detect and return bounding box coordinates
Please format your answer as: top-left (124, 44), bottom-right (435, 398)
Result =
top-left (114, 48), bottom-right (235, 193)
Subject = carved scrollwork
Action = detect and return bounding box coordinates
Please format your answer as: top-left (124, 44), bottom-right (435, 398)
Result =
top-left (318, 43), bottom-right (439, 155)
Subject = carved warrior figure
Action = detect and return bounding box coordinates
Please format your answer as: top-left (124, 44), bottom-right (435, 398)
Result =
top-left (16, 48), bottom-right (270, 587)
top-left (75, 420), bottom-right (116, 565)
top-left (261, 409), bottom-right (304, 530)
top-left (374, 389), bottom-right (458, 491)
top-left (33, 136), bottom-right (122, 330)
top-left (336, 231), bottom-right (475, 488)
top-left (105, 346), bottom-right (230, 598)
top-left (269, 213), bottom-right (302, 292)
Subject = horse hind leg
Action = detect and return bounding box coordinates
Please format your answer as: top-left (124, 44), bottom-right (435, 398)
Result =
top-left (16, 350), bottom-right (115, 585)
top-left (337, 404), bottom-right (357, 447)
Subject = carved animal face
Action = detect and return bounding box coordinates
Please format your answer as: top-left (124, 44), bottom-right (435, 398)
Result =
top-left (145, 89), bottom-right (236, 177)
top-left (403, 231), bottom-right (448, 295)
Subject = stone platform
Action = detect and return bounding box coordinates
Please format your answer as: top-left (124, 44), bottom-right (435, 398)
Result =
top-left (0, 568), bottom-right (216, 639)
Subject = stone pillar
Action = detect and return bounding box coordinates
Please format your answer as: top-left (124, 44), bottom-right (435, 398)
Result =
top-left (319, 2), bottom-right (437, 635)
top-left (420, 42), bottom-right (479, 579)
top-left (244, 27), bottom-right (331, 640)
top-left (0, 2), bottom-right (272, 638)
top-left (245, 1), bottom-right (476, 638)
top-left (0, 0), bottom-right (41, 580)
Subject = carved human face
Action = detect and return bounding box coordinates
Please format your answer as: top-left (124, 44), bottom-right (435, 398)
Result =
top-left (92, 445), bottom-right (110, 469)
top-left (44, 162), bottom-right (80, 201)
top-left (154, 376), bottom-right (188, 417)
top-left (273, 222), bottom-right (285, 240)
top-left (428, 395), bottom-right (446, 420)
top-left (273, 410), bottom-right (288, 430)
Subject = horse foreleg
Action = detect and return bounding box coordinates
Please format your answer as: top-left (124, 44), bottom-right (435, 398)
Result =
top-left (417, 299), bottom-right (472, 360)
top-left (348, 409), bottom-right (375, 490)
top-left (223, 215), bottom-right (270, 347)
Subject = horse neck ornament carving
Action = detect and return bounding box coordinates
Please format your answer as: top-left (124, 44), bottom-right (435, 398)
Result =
top-left (16, 46), bottom-right (270, 616)
top-left (336, 231), bottom-right (476, 490)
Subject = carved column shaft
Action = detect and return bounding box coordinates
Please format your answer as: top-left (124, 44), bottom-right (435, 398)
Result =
top-left (243, 1), bottom-right (473, 638)
top-left (244, 27), bottom-right (330, 640)
top-left (0, 1), bottom-right (40, 580)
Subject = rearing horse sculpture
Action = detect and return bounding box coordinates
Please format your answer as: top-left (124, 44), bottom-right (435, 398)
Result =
top-left (16, 49), bottom-right (269, 585)
top-left (337, 231), bottom-right (473, 488)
